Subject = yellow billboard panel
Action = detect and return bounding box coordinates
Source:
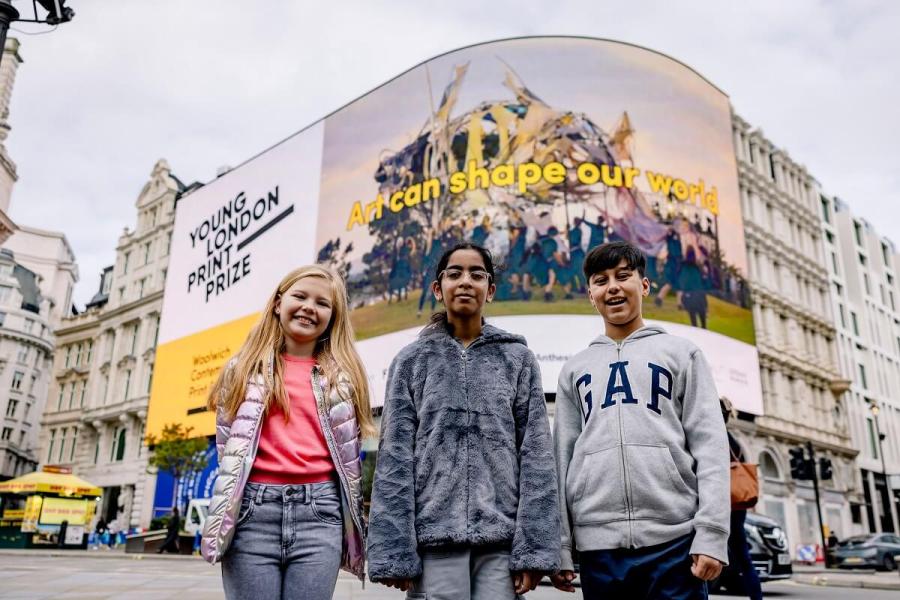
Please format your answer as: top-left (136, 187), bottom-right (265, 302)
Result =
top-left (147, 312), bottom-right (260, 438)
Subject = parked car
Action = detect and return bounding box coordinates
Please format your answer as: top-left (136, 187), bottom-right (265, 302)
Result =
top-left (834, 533), bottom-right (900, 571)
top-left (710, 512), bottom-right (792, 593)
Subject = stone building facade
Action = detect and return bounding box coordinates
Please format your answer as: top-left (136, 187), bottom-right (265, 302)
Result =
top-left (731, 115), bottom-right (859, 549)
top-left (821, 195), bottom-right (900, 535)
top-left (0, 248), bottom-right (54, 479)
top-left (37, 160), bottom-right (194, 527)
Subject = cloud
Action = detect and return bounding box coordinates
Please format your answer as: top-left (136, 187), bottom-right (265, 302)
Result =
top-left (4, 0), bottom-right (898, 305)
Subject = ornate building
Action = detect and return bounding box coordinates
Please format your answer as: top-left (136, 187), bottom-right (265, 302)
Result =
top-left (37, 160), bottom-right (198, 527)
top-left (821, 195), bottom-right (900, 535)
top-left (731, 115), bottom-right (859, 548)
top-left (0, 37), bottom-right (21, 244)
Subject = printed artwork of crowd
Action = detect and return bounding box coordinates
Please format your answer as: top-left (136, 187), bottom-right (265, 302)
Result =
top-left (200, 240), bottom-right (750, 600)
top-left (375, 206), bottom-right (749, 331)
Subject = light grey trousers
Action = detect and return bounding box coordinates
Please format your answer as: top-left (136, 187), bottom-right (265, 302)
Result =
top-left (406, 547), bottom-right (522, 600)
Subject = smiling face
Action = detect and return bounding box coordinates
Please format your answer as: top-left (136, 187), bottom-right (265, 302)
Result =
top-left (588, 258), bottom-right (650, 340)
top-left (432, 248), bottom-right (496, 319)
top-left (275, 276), bottom-right (334, 352)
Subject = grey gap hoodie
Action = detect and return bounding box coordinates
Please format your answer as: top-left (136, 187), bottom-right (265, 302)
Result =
top-left (554, 325), bottom-right (730, 570)
top-left (368, 323), bottom-right (560, 581)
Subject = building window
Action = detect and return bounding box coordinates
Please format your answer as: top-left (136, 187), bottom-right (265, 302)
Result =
top-left (130, 323), bottom-right (139, 355)
top-left (831, 252), bottom-right (839, 275)
top-left (93, 438), bottom-right (100, 464)
top-left (882, 243), bottom-right (891, 266)
top-left (867, 418), bottom-right (879, 459)
top-left (142, 241), bottom-right (152, 265)
top-left (86, 341), bottom-right (93, 363)
top-left (864, 273), bottom-right (871, 295)
top-left (5, 399), bottom-right (18, 418)
top-left (16, 346), bottom-right (28, 363)
top-left (839, 304), bottom-right (847, 328)
top-left (66, 382), bottom-right (75, 409)
top-left (56, 386), bottom-right (64, 411)
top-left (11, 371), bottom-right (24, 390)
top-left (145, 365), bottom-right (154, 394)
top-left (122, 251), bottom-right (131, 274)
top-left (111, 427), bottom-right (127, 462)
top-left (57, 427), bottom-right (68, 462)
top-left (64, 345), bottom-right (72, 367)
top-left (47, 429), bottom-right (56, 462)
top-left (0, 311), bottom-right (6, 326)
top-left (2, 427), bottom-right (12, 441)
top-left (859, 364), bottom-right (868, 389)
top-left (101, 375), bottom-right (109, 404)
top-left (851, 312), bottom-right (860, 336)
top-left (69, 428), bottom-right (78, 462)
top-left (75, 343), bottom-right (83, 366)
top-left (123, 369), bottom-right (132, 401)
top-left (24, 319), bottom-right (35, 333)
top-left (79, 380), bottom-right (87, 407)
top-left (854, 222), bottom-right (863, 246)
top-left (0, 285), bottom-right (13, 305)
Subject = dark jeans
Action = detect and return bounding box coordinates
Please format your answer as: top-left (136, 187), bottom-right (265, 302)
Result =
top-left (580, 533), bottom-right (707, 600)
top-left (221, 481), bottom-right (343, 600)
top-left (728, 511), bottom-right (763, 600)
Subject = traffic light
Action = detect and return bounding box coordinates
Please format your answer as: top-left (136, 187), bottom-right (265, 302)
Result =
top-left (819, 457), bottom-right (833, 481)
top-left (789, 446), bottom-right (812, 480)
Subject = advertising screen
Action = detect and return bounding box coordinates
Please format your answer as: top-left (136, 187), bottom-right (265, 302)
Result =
top-left (147, 37), bottom-right (761, 439)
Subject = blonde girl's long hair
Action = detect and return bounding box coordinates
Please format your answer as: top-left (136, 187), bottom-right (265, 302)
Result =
top-left (207, 265), bottom-right (376, 438)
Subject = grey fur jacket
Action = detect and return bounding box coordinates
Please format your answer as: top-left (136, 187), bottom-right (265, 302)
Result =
top-left (367, 323), bottom-right (560, 581)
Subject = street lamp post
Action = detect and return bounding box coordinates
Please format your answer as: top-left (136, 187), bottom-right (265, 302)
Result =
top-left (0, 1), bottom-right (75, 69)
top-left (0, 2), bottom-right (19, 61)
top-left (869, 401), bottom-right (898, 534)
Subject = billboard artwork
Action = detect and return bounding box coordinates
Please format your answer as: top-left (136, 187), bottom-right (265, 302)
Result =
top-left (147, 37), bottom-right (762, 439)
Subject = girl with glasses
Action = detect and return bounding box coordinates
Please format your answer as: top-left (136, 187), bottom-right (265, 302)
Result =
top-left (368, 243), bottom-right (560, 599)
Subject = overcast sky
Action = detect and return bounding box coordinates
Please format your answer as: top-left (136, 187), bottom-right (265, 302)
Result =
top-left (5, 0), bottom-right (898, 307)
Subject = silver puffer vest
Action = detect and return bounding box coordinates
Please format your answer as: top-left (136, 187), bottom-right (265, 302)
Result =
top-left (200, 355), bottom-right (366, 580)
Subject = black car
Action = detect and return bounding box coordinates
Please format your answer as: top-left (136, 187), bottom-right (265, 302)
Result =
top-left (834, 533), bottom-right (900, 571)
top-left (710, 512), bottom-right (792, 593)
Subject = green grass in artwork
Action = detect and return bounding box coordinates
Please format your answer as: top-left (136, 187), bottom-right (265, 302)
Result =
top-left (351, 289), bottom-right (756, 345)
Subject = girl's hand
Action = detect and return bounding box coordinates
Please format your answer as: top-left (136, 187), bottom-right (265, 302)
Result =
top-left (550, 570), bottom-right (577, 592)
top-left (512, 570), bottom-right (542, 594)
top-left (380, 578), bottom-right (414, 591)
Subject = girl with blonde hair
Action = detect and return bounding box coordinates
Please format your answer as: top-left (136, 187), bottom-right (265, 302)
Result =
top-left (201, 265), bottom-right (374, 600)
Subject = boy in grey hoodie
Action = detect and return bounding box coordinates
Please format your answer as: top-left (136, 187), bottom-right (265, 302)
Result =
top-left (551, 241), bottom-right (730, 599)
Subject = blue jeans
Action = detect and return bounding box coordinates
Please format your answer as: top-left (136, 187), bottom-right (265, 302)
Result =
top-left (221, 481), bottom-right (343, 600)
top-left (407, 547), bottom-right (521, 600)
top-left (580, 533), bottom-right (707, 600)
top-left (728, 511), bottom-right (763, 600)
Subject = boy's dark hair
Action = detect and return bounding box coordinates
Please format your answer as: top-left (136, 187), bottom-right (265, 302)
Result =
top-left (583, 241), bottom-right (646, 280)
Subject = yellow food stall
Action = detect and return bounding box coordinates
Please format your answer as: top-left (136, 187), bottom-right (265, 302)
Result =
top-left (0, 466), bottom-right (101, 549)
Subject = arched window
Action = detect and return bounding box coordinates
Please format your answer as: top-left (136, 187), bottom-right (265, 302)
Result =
top-left (115, 428), bottom-right (127, 462)
top-left (758, 450), bottom-right (782, 481)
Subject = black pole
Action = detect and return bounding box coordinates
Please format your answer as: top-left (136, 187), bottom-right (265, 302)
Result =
top-left (0, 1), bottom-right (19, 69)
top-left (806, 441), bottom-right (829, 567)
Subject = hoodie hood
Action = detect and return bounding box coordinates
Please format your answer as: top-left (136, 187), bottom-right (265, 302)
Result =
top-left (589, 324), bottom-right (667, 347)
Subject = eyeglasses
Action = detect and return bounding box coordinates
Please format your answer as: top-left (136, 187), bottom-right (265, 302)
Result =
top-left (438, 268), bottom-right (492, 284)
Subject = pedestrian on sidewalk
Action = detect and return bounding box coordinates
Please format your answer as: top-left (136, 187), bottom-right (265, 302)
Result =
top-left (551, 241), bottom-right (731, 599)
top-left (722, 397), bottom-right (763, 600)
top-left (368, 243), bottom-right (560, 599)
top-left (201, 266), bottom-right (374, 600)
top-left (157, 507), bottom-right (180, 554)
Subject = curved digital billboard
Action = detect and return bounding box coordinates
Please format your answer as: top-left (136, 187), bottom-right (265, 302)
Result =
top-left (147, 36), bottom-right (761, 439)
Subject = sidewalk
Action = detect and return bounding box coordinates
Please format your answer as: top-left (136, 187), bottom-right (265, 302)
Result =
top-left (792, 564), bottom-right (900, 591)
top-left (0, 547), bottom-right (201, 561)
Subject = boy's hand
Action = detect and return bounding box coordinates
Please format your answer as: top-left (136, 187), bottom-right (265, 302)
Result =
top-left (512, 570), bottom-right (542, 594)
top-left (690, 554), bottom-right (723, 581)
top-left (550, 570), bottom-right (577, 592)
top-left (380, 578), bottom-right (414, 591)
